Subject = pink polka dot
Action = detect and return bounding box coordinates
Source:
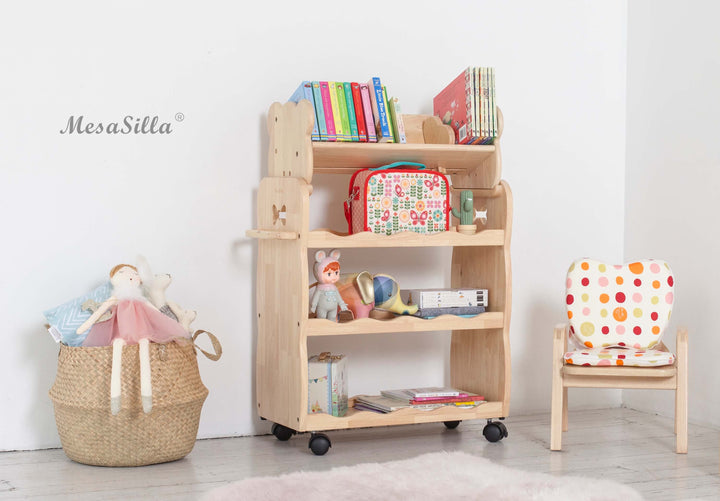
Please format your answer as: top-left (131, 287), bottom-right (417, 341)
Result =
top-left (614, 265), bottom-right (622, 269)
top-left (633, 343), bottom-right (642, 349)
top-left (632, 293), bottom-right (642, 303)
top-left (616, 325), bottom-right (625, 334)
top-left (650, 263), bottom-right (661, 273)
top-left (582, 307), bottom-right (590, 316)
top-left (665, 292), bottom-right (674, 304)
top-left (598, 277), bottom-right (609, 287)
top-left (567, 278), bottom-right (572, 288)
top-left (597, 359), bottom-right (611, 366)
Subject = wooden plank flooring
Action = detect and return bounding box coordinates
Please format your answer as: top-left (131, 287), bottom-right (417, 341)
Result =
top-left (1, 408), bottom-right (718, 500)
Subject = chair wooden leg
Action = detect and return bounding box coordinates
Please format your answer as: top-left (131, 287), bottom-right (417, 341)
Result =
top-left (675, 327), bottom-right (688, 454)
top-left (562, 387), bottom-right (568, 432)
top-left (551, 324), bottom-right (567, 451)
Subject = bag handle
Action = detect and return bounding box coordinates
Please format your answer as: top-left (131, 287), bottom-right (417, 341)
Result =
top-left (192, 330), bottom-right (223, 361)
top-left (369, 161), bottom-right (426, 171)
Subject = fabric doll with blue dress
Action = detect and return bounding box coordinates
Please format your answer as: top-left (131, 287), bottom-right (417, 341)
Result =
top-left (311, 249), bottom-right (349, 322)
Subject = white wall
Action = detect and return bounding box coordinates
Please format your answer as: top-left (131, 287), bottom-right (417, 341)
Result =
top-left (0, 0), bottom-right (627, 451)
top-left (624, 0), bottom-right (720, 424)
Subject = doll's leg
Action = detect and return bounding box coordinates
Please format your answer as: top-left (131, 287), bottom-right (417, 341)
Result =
top-left (110, 338), bottom-right (126, 415)
top-left (138, 338), bottom-right (152, 413)
top-left (327, 308), bottom-right (338, 322)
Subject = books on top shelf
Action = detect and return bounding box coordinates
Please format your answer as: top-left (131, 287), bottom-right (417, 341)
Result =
top-left (288, 77), bottom-right (403, 143)
top-left (433, 66), bottom-right (498, 145)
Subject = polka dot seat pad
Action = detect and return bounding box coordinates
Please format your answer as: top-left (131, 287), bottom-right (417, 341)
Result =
top-left (565, 258), bottom-right (675, 367)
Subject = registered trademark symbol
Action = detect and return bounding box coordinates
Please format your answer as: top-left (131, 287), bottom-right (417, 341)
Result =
top-left (175, 112), bottom-right (185, 122)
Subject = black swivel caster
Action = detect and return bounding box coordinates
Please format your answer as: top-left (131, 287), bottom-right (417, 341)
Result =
top-left (482, 420), bottom-right (508, 442)
top-left (308, 432), bottom-right (331, 455)
top-left (271, 423), bottom-right (296, 441)
top-left (443, 420), bottom-right (461, 429)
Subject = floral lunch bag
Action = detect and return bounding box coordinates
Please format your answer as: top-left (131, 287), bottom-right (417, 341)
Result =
top-left (344, 162), bottom-right (451, 235)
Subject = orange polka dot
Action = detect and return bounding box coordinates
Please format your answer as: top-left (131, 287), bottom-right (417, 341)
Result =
top-left (584, 341), bottom-right (593, 348)
top-left (566, 358), bottom-right (573, 365)
top-left (581, 262), bottom-right (589, 270)
top-left (652, 280), bottom-right (661, 289)
top-left (616, 276), bottom-right (624, 285)
top-left (652, 326), bottom-right (660, 334)
top-left (600, 294), bottom-right (610, 303)
top-left (567, 311), bottom-right (573, 319)
top-left (629, 262), bottom-right (644, 274)
top-left (613, 307), bottom-right (627, 322)
top-left (616, 360), bottom-right (624, 366)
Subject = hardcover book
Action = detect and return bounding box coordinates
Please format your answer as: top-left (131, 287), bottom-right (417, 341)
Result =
top-left (387, 96), bottom-right (407, 144)
top-left (359, 83), bottom-right (377, 142)
top-left (288, 81), bottom-right (320, 141)
top-left (405, 288), bottom-right (488, 308)
top-left (311, 81), bottom-right (327, 141)
top-left (319, 81), bottom-right (337, 141)
top-left (350, 82), bottom-right (367, 142)
top-left (368, 77), bottom-right (392, 143)
top-left (334, 82), bottom-right (351, 141)
top-left (328, 81), bottom-right (346, 141)
top-left (433, 69), bottom-right (472, 144)
top-left (343, 82), bottom-right (360, 142)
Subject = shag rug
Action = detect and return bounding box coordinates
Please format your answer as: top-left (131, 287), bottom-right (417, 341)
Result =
top-left (201, 451), bottom-right (642, 501)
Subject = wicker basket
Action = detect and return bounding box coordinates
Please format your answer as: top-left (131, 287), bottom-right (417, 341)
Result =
top-left (49, 331), bottom-right (221, 467)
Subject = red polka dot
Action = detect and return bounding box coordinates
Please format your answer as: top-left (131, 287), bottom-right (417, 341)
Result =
top-left (633, 326), bottom-right (642, 335)
top-left (634, 279), bottom-right (642, 286)
top-left (566, 294), bottom-right (574, 305)
top-left (601, 326), bottom-right (609, 334)
top-left (615, 292), bottom-right (626, 303)
top-left (581, 277), bottom-right (589, 286)
top-left (668, 276), bottom-right (674, 286)
top-left (651, 312), bottom-right (658, 321)
top-left (618, 342), bottom-right (626, 346)
top-left (618, 354), bottom-right (626, 359)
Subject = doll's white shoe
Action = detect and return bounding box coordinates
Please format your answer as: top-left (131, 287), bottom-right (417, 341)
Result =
top-left (142, 395), bottom-right (152, 414)
top-left (111, 396), bottom-right (121, 415)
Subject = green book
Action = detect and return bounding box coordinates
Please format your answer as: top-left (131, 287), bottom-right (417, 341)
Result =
top-left (382, 85), bottom-right (395, 143)
top-left (335, 82), bottom-right (352, 141)
top-left (343, 82), bottom-right (360, 142)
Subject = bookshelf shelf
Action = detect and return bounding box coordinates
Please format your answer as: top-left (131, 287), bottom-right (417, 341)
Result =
top-left (307, 229), bottom-right (505, 249)
top-left (250, 100), bottom-right (512, 454)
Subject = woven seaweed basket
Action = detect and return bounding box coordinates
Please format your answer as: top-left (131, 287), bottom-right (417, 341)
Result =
top-left (49, 331), bottom-right (221, 467)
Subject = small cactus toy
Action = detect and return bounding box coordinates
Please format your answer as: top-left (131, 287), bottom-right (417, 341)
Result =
top-left (452, 190), bottom-right (475, 225)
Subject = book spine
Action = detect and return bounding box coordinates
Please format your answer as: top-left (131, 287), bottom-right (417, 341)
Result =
top-left (481, 67), bottom-right (489, 144)
top-left (381, 85), bottom-right (395, 143)
top-left (328, 81), bottom-right (346, 141)
top-left (387, 96), bottom-right (407, 144)
top-left (351, 82), bottom-right (367, 142)
top-left (319, 82), bottom-right (337, 141)
top-left (369, 77), bottom-right (392, 142)
top-left (471, 67), bottom-right (482, 144)
top-left (412, 391), bottom-right (459, 398)
top-left (343, 82), bottom-right (360, 142)
top-left (311, 82), bottom-right (327, 141)
top-left (359, 83), bottom-right (377, 142)
top-left (301, 82), bottom-right (320, 141)
top-left (461, 68), bottom-right (475, 145)
top-left (490, 67), bottom-right (497, 141)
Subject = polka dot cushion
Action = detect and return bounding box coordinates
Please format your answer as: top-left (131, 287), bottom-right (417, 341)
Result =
top-left (564, 347), bottom-right (675, 367)
top-left (566, 258), bottom-right (674, 350)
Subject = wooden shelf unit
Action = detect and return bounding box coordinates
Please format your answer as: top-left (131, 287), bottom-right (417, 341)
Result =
top-left (248, 99), bottom-right (512, 437)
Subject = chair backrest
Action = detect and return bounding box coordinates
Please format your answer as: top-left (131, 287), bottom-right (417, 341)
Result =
top-left (566, 258), bottom-right (674, 349)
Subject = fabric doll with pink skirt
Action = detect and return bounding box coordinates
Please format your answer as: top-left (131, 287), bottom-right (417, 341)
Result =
top-left (78, 264), bottom-right (188, 414)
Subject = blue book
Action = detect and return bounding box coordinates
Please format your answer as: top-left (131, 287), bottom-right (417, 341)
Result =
top-left (289, 81), bottom-right (320, 141)
top-left (368, 77), bottom-right (393, 143)
top-left (311, 82), bottom-right (328, 140)
top-left (343, 82), bottom-right (359, 142)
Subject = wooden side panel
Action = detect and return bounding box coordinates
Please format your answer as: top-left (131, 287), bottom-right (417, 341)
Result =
top-left (450, 181), bottom-right (512, 415)
top-left (256, 177), bottom-right (310, 431)
top-left (267, 101), bottom-right (315, 183)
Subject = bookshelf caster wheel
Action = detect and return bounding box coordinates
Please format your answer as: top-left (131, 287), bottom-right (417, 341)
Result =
top-left (309, 433), bottom-right (331, 456)
top-left (483, 421), bottom-right (508, 443)
top-left (443, 420), bottom-right (461, 429)
top-left (271, 423), bottom-right (296, 441)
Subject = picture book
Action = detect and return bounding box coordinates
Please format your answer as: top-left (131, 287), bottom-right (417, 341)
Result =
top-left (381, 85), bottom-right (395, 143)
top-left (343, 82), bottom-right (360, 142)
top-left (359, 82), bottom-right (377, 142)
top-left (387, 96), bottom-right (407, 144)
top-left (350, 82), bottom-right (367, 142)
top-left (481, 67), bottom-right (489, 144)
top-left (311, 81), bottom-right (327, 141)
top-left (405, 288), bottom-right (488, 308)
top-left (334, 82), bottom-right (352, 141)
top-left (407, 387), bottom-right (463, 398)
top-left (368, 77), bottom-right (392, 143)
top-left (433, 69), bottom-right (472, 144)
top-left (328, 81), bottom-right (346, 141)
top-left (353, 395), bottom-right (440, 413)
top-left (412, 306), bottom-right (486, 319)
top-left (319, 82), bottom-right (337, 141)
top-left (490, 67), bottom-right (497, 140)
top-left (288, 81), bottom-right (320, 141)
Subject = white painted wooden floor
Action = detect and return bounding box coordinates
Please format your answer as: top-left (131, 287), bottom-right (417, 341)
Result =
top-left (1, 408), bottom-right (718, 500)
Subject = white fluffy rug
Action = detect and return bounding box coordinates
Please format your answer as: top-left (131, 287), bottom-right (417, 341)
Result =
top-left (202, 451), bottom-right (642, 501)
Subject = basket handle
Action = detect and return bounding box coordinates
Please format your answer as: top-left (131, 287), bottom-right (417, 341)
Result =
top-left (192, 330), bottom-right (222, 361)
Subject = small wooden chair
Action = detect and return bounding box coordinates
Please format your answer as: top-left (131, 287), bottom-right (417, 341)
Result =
top-left (550, 258), bottom-right (688, 453)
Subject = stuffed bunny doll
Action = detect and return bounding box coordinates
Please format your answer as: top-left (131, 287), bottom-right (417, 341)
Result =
top-left (311, 249), bottom-right (349, 322)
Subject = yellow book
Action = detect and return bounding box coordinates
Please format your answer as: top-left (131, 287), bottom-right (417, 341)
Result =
top-left (327, 81), bottom-right (346, 141)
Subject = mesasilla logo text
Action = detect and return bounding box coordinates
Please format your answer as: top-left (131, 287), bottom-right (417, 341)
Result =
top-left (60, 115), bottom-right (174, 135)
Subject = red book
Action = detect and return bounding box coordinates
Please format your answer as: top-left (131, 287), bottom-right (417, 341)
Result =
top-left (410, 394), bottom-right (484, 405)
top-left (433, 68), bottom-right (475, 145)
top-left (351, 82), bottom-right (368, 142)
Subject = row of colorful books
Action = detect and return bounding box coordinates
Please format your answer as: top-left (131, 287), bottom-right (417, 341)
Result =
top-left (433, 66), bottom-right (498, 145)
top-left (354, 387), bottom-right (485, 413)
top-left (402, 288), bottom-right (489, 319)
top-left (289, 78), bottom-right (405, 143)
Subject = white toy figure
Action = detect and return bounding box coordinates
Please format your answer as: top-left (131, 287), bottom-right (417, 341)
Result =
top-left (311, 249), bottom-right (349, 322)
top-left (77, 264), bottom-right (187, 414)
top-left (136, 255), bottom-right (197, 334)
